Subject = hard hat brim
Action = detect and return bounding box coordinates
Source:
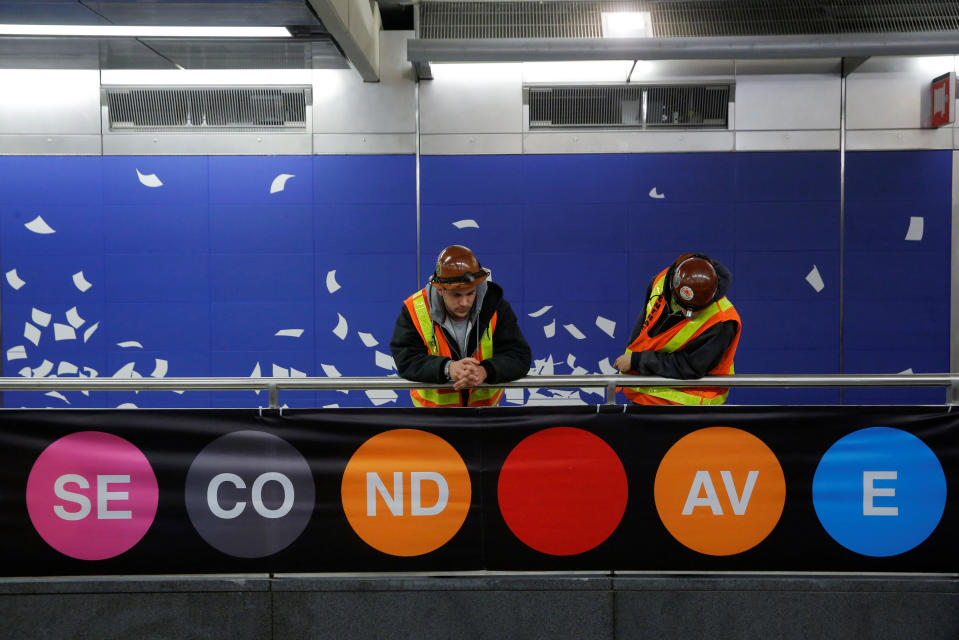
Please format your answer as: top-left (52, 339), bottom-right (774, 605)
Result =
top-left (429, 269), bottom-right (490, 291)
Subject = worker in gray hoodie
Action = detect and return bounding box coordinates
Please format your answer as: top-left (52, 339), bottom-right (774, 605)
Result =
top-left (390, 245), bottom-right (532, 407)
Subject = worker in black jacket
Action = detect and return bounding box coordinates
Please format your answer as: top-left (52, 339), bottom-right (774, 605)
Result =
top-left (614, 253), bottom-right (741, 405)
top-left (390, 245), bottom-right (532, 407)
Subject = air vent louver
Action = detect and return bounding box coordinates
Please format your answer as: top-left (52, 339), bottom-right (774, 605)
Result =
top-left (529, 85), bottom-right (729, 129)
top-left (421, 1), bottom-right (640, 39)
top-left (105, 87), bottom-right (310, 132)
top-left (421, 1), bottom-right (959, 40)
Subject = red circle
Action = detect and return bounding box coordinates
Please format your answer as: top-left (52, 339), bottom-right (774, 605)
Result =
top-left (497, 427), bottom-right (628, 556)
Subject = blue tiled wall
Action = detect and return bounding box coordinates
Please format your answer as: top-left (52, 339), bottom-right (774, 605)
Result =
top-left (843, 150), bottom-right (951, 404)
top-left (0, 151), bottom-right (950, 407)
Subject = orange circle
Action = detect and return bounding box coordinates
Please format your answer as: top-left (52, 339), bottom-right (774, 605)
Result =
top-left (654, 427), bottom-right (785, 556)
top-left (341, 429), bottom-right (471, 557)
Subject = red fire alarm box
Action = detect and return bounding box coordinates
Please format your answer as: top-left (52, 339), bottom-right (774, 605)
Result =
top-left (931, 72), bottom-right (955, 128)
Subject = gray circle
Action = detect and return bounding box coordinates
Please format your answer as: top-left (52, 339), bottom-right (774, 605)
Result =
top-left (185, 430), bottom-right (315, 558)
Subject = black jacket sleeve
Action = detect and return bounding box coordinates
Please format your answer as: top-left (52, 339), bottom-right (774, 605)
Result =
top-left (629, 320), bottom-right (737, 379)
top-left (625, 256), bottom-right (736, 379)
top-left (389, 305), bottom-right (450, 384)
top-left (391, 291), bottom-right (532, 386)
top-left (479, 299), bottom-right (532, 384)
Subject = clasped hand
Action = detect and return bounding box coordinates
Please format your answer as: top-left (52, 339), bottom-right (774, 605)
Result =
top-left (613, 353), bottom-right (633, 373)
top-left (449, 357), bottom-right (488, 390)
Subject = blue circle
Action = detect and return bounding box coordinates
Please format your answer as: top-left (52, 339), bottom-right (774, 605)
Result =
top-left (813, 427), bottom-right (946, 557)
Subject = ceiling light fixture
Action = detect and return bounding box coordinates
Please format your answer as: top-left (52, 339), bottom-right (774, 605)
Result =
top-left (601, 12), bottom-right (652, 38)
top-left (0, 24), bottom-right (292, 38)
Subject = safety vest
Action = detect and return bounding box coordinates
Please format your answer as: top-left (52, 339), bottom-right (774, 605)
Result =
top-left (404, 287), bottom-right (503, 407)
top-left (620, 268), bottom-right (741, 405)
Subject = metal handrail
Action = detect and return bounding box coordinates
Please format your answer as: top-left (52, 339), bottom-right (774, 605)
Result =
top-left (1, 374), bottom-right (956, 408)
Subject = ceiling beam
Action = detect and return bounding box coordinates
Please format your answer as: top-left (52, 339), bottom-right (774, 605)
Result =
top-left (307, 0), bottom-right (381, 81)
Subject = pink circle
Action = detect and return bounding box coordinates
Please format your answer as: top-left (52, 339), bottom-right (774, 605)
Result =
top-left (26, 431), bottom-right (158, 560)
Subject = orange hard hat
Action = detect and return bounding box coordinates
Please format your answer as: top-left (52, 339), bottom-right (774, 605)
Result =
top-left (429, 245), bottom-right (490, 290)
top-left (670, 254), bottom-right (718, 315)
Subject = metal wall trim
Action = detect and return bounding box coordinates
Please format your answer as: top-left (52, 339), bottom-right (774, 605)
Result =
top-left (0, 134), bottom-right (102, 155)
top-left (951, 150), bottom-right (959, 404)
top-left (101, 132), bottom-right (313, 156)
top-left (415, 77), bottom-right (423, 289)
top-left (311, 134), bottom-right (416, 155)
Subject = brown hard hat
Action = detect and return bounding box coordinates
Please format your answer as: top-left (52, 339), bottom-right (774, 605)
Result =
top-left (670, 254), bottom-right (718, 312)
top-left (429, 245), bottom-right (490, 290)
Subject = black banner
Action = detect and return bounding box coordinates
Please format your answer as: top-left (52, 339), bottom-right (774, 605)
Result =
top-left (1, 405), bottom-right (956, 575)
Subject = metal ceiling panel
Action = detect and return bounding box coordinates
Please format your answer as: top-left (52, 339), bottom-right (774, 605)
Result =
top-left (100, 38), bottom-right (187, 69)
top-left (0, 36), bottom-right (347, 71)
top-left (0, 1), bottom-right (111, 26)
top-left (0, 1), bottom-right (350, 71)
top-left (0, 37), bottom-right (348, 71)
top-left (0, 36), bottom-right (101, 68)
top-left (84, 1), bottom-right (323, 27)
top-left (0, 1), bottom-right (323, 27)
top-left (140, 38), bottom-right (335, 69)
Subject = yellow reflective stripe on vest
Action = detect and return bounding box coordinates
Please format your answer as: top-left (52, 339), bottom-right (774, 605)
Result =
top-left (409, 290), bottom-right (502, 408)
top-left (662, 301), bottom-right (721, 352)
top-left (630, 386), bottom-right (729, 405)
top-left (408, 290), bottom-right (453, 407)
top-left (478, 320), bottom-right (493, 360)
top-left (645, 274), bottom-right (666, 319)
top-left (410, 292), bottom-right (438, 355)
top-left (469, 387), bottom-right (502, 403)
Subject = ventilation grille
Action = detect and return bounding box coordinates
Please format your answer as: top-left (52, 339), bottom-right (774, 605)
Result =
top-left (651, 0), bottom-right (959, 37)
top-left (105, 87), bottom-right (310, 132)
top-left (529, 85), bottom-right (729, 129)
top-left (421, 1), bottom-right (640, 39)
top-left (420, 1), bottom-right (959, 40)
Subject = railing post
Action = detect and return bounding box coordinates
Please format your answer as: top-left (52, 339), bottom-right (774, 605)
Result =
top-left (605, 381), bottom-right (617, 404)
top-left (268, 383), bottom-right (279, 410)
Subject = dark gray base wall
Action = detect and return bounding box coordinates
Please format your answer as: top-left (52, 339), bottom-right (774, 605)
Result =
top-left (0, 574), bottom-right (956, 640)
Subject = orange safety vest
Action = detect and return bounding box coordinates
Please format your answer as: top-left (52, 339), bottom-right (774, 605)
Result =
top-left (404, 287), bottom-right (503, 407)
top-left (620, 268), bottom-right (741, 405)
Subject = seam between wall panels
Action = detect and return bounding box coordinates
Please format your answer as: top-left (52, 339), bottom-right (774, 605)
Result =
top-left (839, 63), bottom-right (847, 404)
top-left (952, 151), bottom-right (959, 404)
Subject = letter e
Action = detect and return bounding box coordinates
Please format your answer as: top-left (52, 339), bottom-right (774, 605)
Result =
top-left (863, 471), bottom-right (898, 516)
top-left (97, 475), bottom-right (132, 519)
